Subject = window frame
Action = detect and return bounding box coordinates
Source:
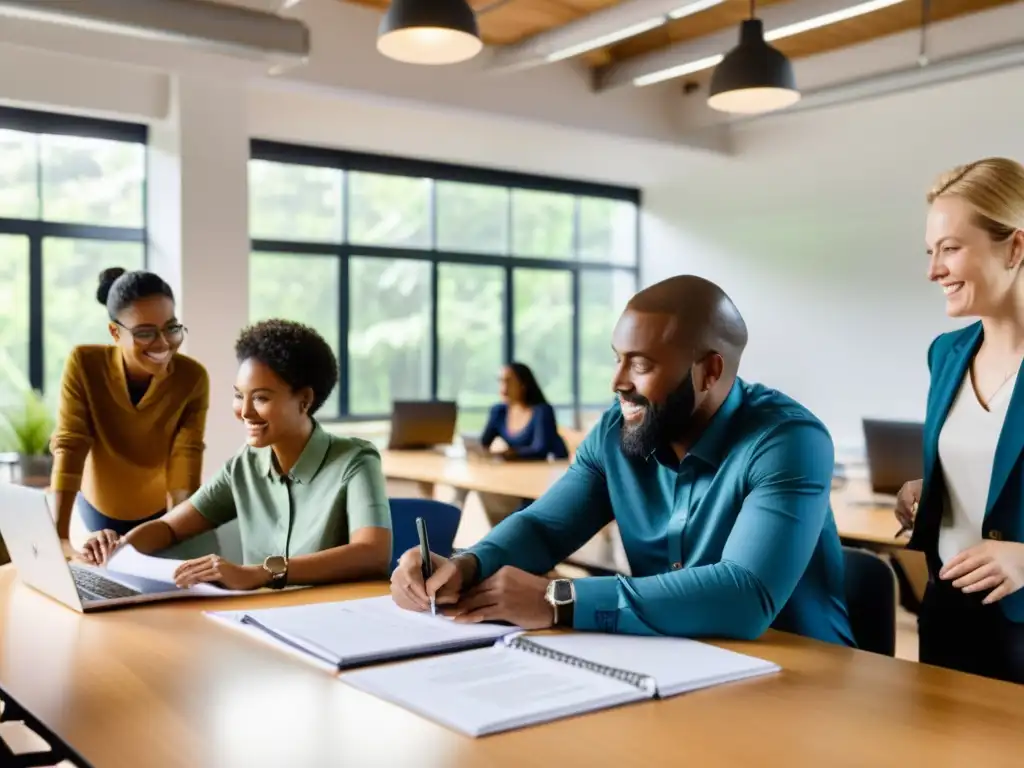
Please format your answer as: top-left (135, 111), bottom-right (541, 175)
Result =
top-left (249, 139), bottom-right (641, 427)
top-left (0, 106), bottom-right (148, 393)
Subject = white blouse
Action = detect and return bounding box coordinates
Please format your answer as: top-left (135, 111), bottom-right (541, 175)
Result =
top-left (936, 370), bottom-right (1017, 564)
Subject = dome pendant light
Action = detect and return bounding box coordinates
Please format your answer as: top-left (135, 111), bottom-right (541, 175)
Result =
top-left (377, 0), bottom-right (483, 66)
top-left (707, 0), bottom-right (799, 115)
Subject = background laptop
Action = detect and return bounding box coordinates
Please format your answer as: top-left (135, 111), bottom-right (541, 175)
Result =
top-left (0, 484), bottom-right (200, 612)
top-left (861, 418), bottom-right (925, 496)
top-left (387, 400), bottom-right (458, 450)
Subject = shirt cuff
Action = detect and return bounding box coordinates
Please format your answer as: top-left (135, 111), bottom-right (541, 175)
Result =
top-left (572, 576), bottom-right (622, 632)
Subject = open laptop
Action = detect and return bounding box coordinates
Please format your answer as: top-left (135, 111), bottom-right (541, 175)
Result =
top-left (862, 418), bottom-right (925, 496)
top-left (387, 400), bottom-right (458, 450)
top-left (0, 483), bottom-right (203, 612)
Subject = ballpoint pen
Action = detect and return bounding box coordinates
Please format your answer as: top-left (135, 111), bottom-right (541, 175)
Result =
top-left (416, 516), bottom-right (436, 616)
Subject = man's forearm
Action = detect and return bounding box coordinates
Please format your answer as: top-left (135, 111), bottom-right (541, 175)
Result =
top-left (453, 552), bottom-right (480, 588)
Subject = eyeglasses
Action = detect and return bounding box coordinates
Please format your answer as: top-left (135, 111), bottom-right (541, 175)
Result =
top-left (114, 321), bottom-right (187, 346)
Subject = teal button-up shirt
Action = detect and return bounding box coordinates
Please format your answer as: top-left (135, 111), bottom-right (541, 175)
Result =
top-left (467, 379), bottom-right (855, 646)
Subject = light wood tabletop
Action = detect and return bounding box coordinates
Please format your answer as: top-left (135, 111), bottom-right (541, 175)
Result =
top-left (381, 450), bottom-right (904, 549)
top-left (1, 568), bottom-right (1022, 768)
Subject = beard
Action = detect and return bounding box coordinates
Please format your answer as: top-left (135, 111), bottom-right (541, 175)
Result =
top-left (619, 372), bottom-right (697, 458)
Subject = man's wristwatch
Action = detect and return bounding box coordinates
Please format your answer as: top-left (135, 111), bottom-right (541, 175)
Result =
top-left (262, 555), bottom-right (288, 589)
top-left (545, 578), bottom-right (575, 627)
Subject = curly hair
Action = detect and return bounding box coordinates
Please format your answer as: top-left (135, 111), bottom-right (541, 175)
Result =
top-left (235, 319), bottom-right (338, 416)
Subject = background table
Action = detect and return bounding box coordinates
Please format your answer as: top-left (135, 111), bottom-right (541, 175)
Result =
top-left (1, 568), bottom-right (1021, 768)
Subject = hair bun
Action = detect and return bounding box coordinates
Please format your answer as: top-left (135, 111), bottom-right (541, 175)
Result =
top-left (96, 266), bottom-right (127, 306)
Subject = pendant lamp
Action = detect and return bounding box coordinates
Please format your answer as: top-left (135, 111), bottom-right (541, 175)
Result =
top-left (707, 0), bottom-right (799, 115)
top-left (377, 0), bottom-right (483, 65)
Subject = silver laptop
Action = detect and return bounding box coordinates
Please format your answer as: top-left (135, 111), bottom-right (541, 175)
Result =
top-left (0, 484), bottom-right (195, 612)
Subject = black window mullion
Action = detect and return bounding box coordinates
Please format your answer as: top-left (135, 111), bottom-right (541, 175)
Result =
top-left (28, 234), bottom-right (43, 392)
top-left (571, 268), bottom-right (581, 431)
top-left (430, 260), bottom-right (439, 400)
top-left (503, 265), bottom-right (514, 365)
top-left (338, 248), bottom-right (350, 418)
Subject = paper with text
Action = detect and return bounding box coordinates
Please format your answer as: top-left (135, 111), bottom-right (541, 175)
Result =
top-left (342, 645), bottom-right (646, 736)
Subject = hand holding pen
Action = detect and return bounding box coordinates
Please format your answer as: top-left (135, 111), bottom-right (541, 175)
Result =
top-left (415, 516), bottom-right (436, 616)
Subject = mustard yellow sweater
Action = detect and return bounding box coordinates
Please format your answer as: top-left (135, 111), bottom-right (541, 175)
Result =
top-left (50, 345), bottom-right (209, 521)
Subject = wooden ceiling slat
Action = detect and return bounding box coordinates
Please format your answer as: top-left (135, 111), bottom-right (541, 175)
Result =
top-left (338, 0), bottom-right (1020, 63)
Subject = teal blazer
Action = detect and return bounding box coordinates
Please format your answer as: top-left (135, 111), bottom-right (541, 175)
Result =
top-left (908, 321), bottom-right (1024, 622)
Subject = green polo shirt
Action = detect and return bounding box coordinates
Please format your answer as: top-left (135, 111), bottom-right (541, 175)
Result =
top-left (190, 423), bottom-right (391, 565)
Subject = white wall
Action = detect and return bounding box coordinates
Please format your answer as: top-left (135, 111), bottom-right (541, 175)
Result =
top-left (643, 64), bottom-right (1024, 452)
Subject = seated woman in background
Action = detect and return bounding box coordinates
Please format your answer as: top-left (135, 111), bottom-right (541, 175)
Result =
top-left (476, 363), bottom-right (568, 528)
top-left (52, 267), bottom-right (209, 547)
top-left (80, 319), bottom-right (392, 591)
top-left (481, 362), bottom-right (568, 461)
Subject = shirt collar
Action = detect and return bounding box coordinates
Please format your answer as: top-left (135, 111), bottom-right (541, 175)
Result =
top-left (652, 378), bottom-right (744, 471)
top-left (257, 421), bottom-right (331, 484)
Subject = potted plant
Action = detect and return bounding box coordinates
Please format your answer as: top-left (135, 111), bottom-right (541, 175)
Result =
top-left (0, 387), bottom-right (55, 488)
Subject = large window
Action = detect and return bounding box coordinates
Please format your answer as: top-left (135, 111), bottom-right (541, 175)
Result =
top-left (0, 108), bottom-right (147, 399)
top-left (248, 141), bottom-right (640, 427)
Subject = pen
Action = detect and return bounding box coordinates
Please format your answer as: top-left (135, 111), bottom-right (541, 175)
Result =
top-left (416, 516), bottom-right (435, 616)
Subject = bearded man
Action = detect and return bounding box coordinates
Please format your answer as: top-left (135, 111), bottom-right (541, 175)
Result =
top-left (391, 275), bottom-right (855, 647)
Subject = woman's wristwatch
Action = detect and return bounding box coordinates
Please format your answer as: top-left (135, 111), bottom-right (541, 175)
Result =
top-left (262, 555), bottom-right (288, 589)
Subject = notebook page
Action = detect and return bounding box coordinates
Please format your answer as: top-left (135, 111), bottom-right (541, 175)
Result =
top-left (342, 645), bottom-right (646, 737)
top-left (526, 633), bottom-right (780, 698)
top-left (234, 596), bottom-right (518, 667)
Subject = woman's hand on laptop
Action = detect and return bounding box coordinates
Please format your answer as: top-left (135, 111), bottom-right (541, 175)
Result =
top-left (80, 529), bottom-right (123, 566)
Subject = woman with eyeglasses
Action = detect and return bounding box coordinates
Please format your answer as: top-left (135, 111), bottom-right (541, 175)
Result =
top-left (50, 267), bottom-right (209, 550)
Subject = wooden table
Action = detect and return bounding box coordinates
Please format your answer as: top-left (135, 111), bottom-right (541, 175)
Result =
top-left (381, 451), bottom-right (904, 550)
top-left (1, 569), bottom-right (1021, 768)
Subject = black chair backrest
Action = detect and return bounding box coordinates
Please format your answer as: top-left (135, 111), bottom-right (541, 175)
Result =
top-left (843, 546), bottom-right (897, 656)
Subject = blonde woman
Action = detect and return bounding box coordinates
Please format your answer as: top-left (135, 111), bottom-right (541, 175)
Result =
top-left (895, 157), bottom-right (1024, 683)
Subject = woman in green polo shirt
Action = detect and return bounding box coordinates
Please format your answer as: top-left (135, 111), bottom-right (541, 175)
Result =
top-left (80, 319), bottom-right (393, 590)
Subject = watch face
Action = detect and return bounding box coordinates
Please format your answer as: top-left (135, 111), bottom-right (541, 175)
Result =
top-left (264, 556), bottom-right (287, 576)
top-left (553, 580), bottom-right (573, 603)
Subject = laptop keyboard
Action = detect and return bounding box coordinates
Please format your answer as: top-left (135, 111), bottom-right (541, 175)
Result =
top-left (69, 565), bottom-right (141, 602)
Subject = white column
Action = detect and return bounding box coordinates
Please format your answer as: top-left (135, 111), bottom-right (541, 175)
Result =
top-left (147, 74), bottom-right (250, 479)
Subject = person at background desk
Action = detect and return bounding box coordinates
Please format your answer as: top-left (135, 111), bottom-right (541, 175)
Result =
top-left (392, 275), bottom-right (854, 646)
top-left (474, 363), bottom-right (569, 527)
top-left (894, 157), bottom-right (1024, 684)
top-left (80, 319), bottom-right (392, 590)
top-left (50, 267), bottom-right (209, 548)
top-left (481, 363), bottom-right (568, 461)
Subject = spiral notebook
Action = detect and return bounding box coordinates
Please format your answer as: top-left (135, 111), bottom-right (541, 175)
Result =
top-left (206, 596), bottom-right (519, 670)
top-left (342, 631), bottom-right (780, 737)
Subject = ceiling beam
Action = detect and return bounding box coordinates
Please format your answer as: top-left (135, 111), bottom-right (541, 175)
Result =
top-left (595, 0), bottom-right (900, 90)
top-left (0, 0), bottom-right (310, 63)
top-left (485, 0), bottom-right (725, 73)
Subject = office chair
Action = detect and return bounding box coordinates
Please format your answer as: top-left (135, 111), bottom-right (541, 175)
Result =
top-left (843, 546), bottom-right (898, 656)
top-left (388, 498), bottom-right (462, 573)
